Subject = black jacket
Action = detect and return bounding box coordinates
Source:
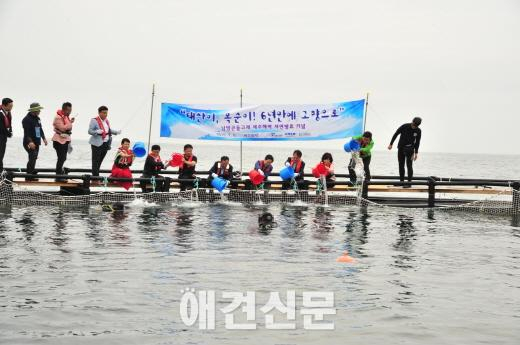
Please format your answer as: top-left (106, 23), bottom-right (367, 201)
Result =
top-left (208, 161), bottom-right (234, 181)
top-left (390, 123), bottom-right (422, 153)
top-left (22, 113), bottom-right (45, 146)
top-left (0, 109), bottom-right (12, 138)
top-left (143, 155), bottom-right (165, 177)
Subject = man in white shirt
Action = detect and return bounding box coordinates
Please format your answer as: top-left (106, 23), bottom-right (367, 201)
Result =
top-left (88, 105), bottom-right (121, 176)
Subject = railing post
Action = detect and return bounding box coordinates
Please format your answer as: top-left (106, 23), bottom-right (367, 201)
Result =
top-left (428, 177), bottom-right (436, 208)
top-left (163, 177), bottom-right (171, 192)
top-left (82, 175), bottom-right (91, 190)
top-left (512, 181), bottom-right (520, 215)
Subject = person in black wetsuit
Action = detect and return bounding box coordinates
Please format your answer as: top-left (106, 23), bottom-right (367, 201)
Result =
top-left (388, 117), bottom-right (422, 187)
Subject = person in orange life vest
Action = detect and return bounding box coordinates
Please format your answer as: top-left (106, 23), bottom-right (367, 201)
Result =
top-left (245, 154), bottom-right (274, 190)
top-left (178, 143), bottom-right (198, 191)
top-left (88, 105), bottom-right (121, 177)
top-left (140, 144), bottom-right (169, 192)
top-left (110, 138), bottom-right (135, 190)
top-left (52, 102), bottom-right (75, 181)
top-left (22, 102), bottom-right (48, 181)
top-left (255, 154), bottom-right (274, 181)
top-left (0, 98), bottom-right (14, 172)
top-left (282, 149), bottom-right (307, 190)
top-left (320, 152), bottom-right (336, 189)
top-left (209, 156), bottom-right (233, 181)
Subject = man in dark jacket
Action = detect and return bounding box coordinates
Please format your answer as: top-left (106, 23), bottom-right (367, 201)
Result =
top-left (22, 103), bottom-right (48, 180)
top-left (388, 117), bottom-right (422, 187)
top-left (0, 98), bottom-right (13, 172)
top-left (140, 144), bottom-right (168, 192)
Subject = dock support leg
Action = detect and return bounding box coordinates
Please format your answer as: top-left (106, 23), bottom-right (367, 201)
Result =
top-left (361, 179), bottom-right (369, 200)
top-left (512, 182), bottom-right (520, 215)
top-left (428, 177), bottom-right (436, 208)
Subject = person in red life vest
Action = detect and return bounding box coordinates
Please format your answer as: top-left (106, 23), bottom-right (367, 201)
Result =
top-left (88, 105), bottom-right (121, 177)
top-left (52, 102), bottom-right (75, 181)
top-left (320, 152), bottom-right (336, 189)
top-left (140, 144), bottom-right (169, 192)
top-left (245, 154), bottom-right (274, 190)
top-left (110, 138), bottom-right (135, 190)
top-left (0, 98), bottom-right (14, 172)
top-left (178, 143), bottom-right (198, 191)
top-left (282, 149), bottom-right (307, 190)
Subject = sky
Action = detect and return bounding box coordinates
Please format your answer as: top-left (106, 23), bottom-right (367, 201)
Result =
top-left (0, 0), bottom-right (518, 154)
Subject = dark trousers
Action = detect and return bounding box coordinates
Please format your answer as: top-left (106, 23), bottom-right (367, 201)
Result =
top-left (179, 173), bottom-right (195, 191)
top-left (91, 142), bottom-right (110, 176)
top-left (0, 136), bottom-right (6, 171)
top-left (24, 145), bottom-right (40, 174)
top-left (282, 179), bottom-right (308, 190)
top-left (348, 155), bottom-right (371, 183)
top-left (53, 141), bottom-right (69, 174)
top-left (398, 147), bottom-right (414, 181)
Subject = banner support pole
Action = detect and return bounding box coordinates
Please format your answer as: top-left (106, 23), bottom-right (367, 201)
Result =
top-left (240, 88), bottom-right (243, 173)
top-left (363, 92), bottom-right (369, 132)
top-left (147, 83), bottom-right (156, 153)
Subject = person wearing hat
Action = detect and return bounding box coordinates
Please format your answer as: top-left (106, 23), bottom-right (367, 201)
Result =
top-left (0, 98), bottom-right (14, 172)
top-left (22, 102), bottom-right (48, 181)
top-left (388, 117), bottom-right (422, 187)
top-left (88, 105), bottom-right (121, 177)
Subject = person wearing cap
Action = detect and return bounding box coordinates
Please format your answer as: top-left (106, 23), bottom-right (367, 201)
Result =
top-left (0, 98), bottom-right (14, 172)
top-left (348, 131), bottom-right (374, 184)
top-left (88, 105), bottom-right (121, 177)
top-left (388, 117), bottom-right (422, 187)
top-left (22, 102), bottom-right (48, 181)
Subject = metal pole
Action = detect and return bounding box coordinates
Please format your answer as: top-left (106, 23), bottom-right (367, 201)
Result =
top-left (147, 84), bottom-right (156, 153)
top-left (363, 92), bottom-right (369, 132)
top-left (240, 88), bottom-right (243, 173)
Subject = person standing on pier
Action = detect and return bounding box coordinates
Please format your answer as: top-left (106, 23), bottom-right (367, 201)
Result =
top-left (22, 102), bottom-right (47, 181)
top-left (52, 102), bottom-right (74, 180)
top-left (88, 106), bottom-right (121, 177)
top-left (388, 117), bottom-right (422, 187)
top-left (0, 98), bottom-right (13, 172)
top-left (178, 144), bottom-right (197, 191)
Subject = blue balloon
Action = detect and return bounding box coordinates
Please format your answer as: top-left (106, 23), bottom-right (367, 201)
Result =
top-left (132, 141), bottom-right (147, 158)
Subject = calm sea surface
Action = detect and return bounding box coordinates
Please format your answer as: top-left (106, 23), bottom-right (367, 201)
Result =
top-left (1, 141), bottom-right (519, 344)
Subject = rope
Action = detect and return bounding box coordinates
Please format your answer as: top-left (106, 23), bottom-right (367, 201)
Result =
top-left (151, 176), bottom-right (156, 192)
top-left (102, 176), bottom-right (108, 191)
top-left (291, 178), bottom-right (299, 192)
top-left (316, 178), bottom-right (323, 193)
top-left (193, 177), bottom-right (200, 190)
